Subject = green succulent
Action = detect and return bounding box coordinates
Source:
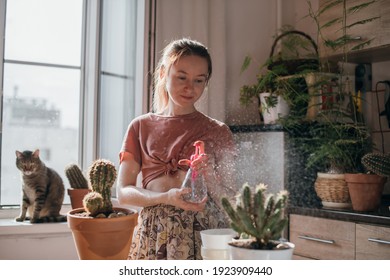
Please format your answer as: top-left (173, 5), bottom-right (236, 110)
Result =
top-left (221, 183), bottom-right (289, 249)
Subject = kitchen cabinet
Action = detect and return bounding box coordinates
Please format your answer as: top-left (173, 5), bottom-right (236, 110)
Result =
top-left (318, 0), bottom-right (390, 63)
top-left (289, 214), bottom-right (390, 260)
top-left (289, 214), bottom-right (355, 259)
top-left (356, 223), bottom-right (390, 259)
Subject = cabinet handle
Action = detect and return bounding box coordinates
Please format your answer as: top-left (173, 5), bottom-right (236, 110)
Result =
top-left (298, 235), bottom-right (335, 244)
top-left (368, 238), bottom-right (390, 245)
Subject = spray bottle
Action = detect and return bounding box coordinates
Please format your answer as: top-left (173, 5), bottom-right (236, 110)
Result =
top-left (180, 141), bottom-right (207, 203)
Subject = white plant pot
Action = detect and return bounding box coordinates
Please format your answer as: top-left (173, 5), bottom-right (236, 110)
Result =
top-left (259, 92), bottom-right (290, 124)
top-left (200, 228), bottom-right (237, 250)
top-left (228, 240), bottom-right (295, 260)
top-left (201, 246), bottom-right (230, 260)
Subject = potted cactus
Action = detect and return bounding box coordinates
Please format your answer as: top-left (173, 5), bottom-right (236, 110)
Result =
top-left (345, 153), bottom-right (390, 212)
top-left (67, 159), bottom-right (138, 260)
top-left (65, 163), bottom-right (90, 209)
top-left (221, 183), bottom-right (294, 260)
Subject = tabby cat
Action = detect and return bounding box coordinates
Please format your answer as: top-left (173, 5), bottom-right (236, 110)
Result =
top-left (15, 149), bottom-right (66, 223)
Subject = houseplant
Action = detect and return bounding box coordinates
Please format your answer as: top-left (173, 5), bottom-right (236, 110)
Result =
top-left (65, 163), bottom-right (90, 209)
top-left (239, 59), bottom-right (288, 124)
top-left (67, 159), bottom-right (138, 260)
top-left (221, 182), bottom-right (294, 260)
top-left (345, 152), bottom-right (389, 211)
top-left (280, 0), bottom-right (379, 209)
top-left (240, 27), bottom-right (319, 124)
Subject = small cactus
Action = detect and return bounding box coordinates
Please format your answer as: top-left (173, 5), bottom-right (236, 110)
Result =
top-left (362, 153), bottom-right (390, 177)
top-left (83, 159), bottom-right (117, 217)
top-left (65, 164), bottom-right (89, 189)
top-left (83, 192), bottom-right (103, 216)
top-left (221, 182), bottom-right (289, 249)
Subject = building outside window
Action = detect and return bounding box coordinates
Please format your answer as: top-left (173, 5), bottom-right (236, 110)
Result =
top-left (0, 0), bottom-right (145, 207)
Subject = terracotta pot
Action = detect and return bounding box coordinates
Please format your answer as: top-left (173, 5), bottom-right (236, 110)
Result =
top-left (344, 173), bottom-right (387, 212)
top-left (67, 189), bottom-right (90, 209)
top-left (67, 207), bottom-right (138, 260)
top-left (228, 239), bottom-right (295, 260)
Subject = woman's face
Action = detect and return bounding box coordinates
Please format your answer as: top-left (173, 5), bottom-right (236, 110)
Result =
top-left (165, 55), bottom-right (209, 114)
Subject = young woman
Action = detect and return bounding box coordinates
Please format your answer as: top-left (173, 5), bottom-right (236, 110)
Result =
top-left (117, 38), bottom-right (237, 260)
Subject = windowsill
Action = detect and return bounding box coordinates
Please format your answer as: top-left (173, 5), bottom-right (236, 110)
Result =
top-left (0, 200), bottom-right (140, 235)
top-left (0, 204), bottom-right (72, 235)
top-left (0, 204), bottom-right (79, 260)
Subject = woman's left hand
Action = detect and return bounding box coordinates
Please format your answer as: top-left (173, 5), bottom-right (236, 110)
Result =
top-left (166, 187), bottom-right (207, 211)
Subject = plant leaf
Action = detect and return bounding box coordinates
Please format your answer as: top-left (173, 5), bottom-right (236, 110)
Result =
top-left (346, 16), bottom-right (380, 29)
top-left (240, 56), bottom-right (252, 74)
top-left (318, 0), bottom-right (343, 17)
top-left (321, 17), bottom-right (342, 29)
top-left (350, 38), bottom-right (374, 51)
top-left (348, 1), bottom-right (376, 14)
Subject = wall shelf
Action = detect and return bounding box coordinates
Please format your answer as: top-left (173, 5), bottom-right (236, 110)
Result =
top-left (323, 44), bottom-right (390, 64)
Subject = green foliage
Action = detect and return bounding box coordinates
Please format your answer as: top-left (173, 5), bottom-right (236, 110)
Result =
top-left (84, 159), bottom-right (117, 216)
top-left (239, 26), bottom-right (318, 112)
top-left (64, 163), bottom-right (89, 189)
top-left (308, 0), bottom-right (379, 59)
top-left (282, 118), bottom-right (372, 173)
top-left (221, 183), bottom-right (289, 249)
top-left (279, 1), bottom-right (379, 174)
top-left (362, 153), bottom-right (390, 177)
top-left (239, 58), bottom-right (278, 107)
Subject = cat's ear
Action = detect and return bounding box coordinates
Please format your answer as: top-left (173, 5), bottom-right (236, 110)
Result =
top-left (15, 151), bottom-right (23, 158)
top-left (32, 149), bottom-right (40, 158)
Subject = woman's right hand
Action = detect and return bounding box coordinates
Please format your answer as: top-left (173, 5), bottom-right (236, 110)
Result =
top-left (166, 187), bottom-right (207, 211)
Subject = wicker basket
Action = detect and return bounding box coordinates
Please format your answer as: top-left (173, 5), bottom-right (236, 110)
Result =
top-left (268, 30), bottom-right (319, 76)
top-left (314, 173), bottom-right (350, 203)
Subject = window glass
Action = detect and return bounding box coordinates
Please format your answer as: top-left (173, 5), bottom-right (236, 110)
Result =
top-left (99, 0), bottom-right (138, 163)
top-left (0, 0), bottom-right (144, 206)
top-left (4, 0), bottom-right (82, 66)
top-left (1, 0), bottom-right (82, 205)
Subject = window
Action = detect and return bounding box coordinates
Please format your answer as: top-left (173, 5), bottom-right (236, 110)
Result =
top-left (0, 0), bottom-right (146, 206)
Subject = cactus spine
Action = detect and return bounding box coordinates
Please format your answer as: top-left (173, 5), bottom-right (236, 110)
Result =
top-left (362, 153), bottom-right (390, 177)
top-left (221, 182), bottom-right (289, 249)
top-left (83, 159), bottom-right (117, 216)
top-left (65, 164), bottom-right (89, 189)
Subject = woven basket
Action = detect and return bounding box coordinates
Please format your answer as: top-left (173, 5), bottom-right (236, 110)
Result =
top-left (314, 173), bottom-right (350, 203)
top-left (268, 30), bottom-right (319, 76)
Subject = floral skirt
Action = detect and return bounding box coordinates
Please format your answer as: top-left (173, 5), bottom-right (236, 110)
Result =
top-left (128, 200), bottom-right (229, 260)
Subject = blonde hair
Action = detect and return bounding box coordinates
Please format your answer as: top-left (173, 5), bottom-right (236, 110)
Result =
top-left (152, 38), bottom-right (212, 113)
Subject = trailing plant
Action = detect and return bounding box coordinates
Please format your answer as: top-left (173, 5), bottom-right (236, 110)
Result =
top-left (221, 183), bottom-right (289, 250)
top-left (239, 58), bottom-right (281, 108)
top-left (65, 163), bottom-right (89, 189)
top-left (239, 26), bottom-right (318, 116)
top-left (83, 159), bottom-right (117, 217)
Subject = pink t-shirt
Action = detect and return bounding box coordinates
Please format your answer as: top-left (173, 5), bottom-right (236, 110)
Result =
top-left (120, 111), bottom-right (236, 189)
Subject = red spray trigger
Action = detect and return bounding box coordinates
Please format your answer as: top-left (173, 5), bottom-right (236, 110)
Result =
top-left (191, 141), bottom-right (205, 162)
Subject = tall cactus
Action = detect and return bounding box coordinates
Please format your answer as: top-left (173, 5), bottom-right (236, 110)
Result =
top-left (83, 159), bottom-right (117, 216)
top-left (221, 182), bottom-right (289, 249)
top-left (362, 153), bottom-right (390, 177)
top-left (65, 164), bottom-right (89, 189)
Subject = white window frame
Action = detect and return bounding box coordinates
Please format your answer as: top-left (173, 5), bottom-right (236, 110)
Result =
top-left (0, 0), bottom-right (150, 217)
